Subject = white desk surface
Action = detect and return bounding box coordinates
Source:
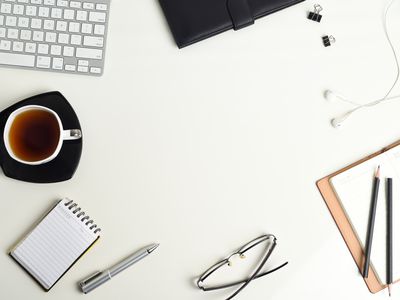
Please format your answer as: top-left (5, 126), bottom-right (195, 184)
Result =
top-left (1, 0), bottom-right (400, 299)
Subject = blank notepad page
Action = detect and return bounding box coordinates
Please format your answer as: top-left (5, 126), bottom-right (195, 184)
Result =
top-left (10, 199), bottom-right (100, 290)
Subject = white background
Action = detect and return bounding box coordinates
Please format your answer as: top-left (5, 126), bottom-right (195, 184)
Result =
top-left (1, 0), bottom-right (400, 299)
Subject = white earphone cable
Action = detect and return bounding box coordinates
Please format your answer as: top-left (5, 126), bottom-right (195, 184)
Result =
top-left (381, 0), bottom-right (400, 101)
top-left (332, 0), bottom-right (399, 124)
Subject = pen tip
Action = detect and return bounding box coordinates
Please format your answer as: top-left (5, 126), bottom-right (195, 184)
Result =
top-left (147, 243), bottom-right (160, 253)
top-left (388, 284), bottom-right (392, 297)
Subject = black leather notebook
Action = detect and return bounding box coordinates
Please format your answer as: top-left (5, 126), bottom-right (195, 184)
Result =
top-left (159, 0), bottom-right (305, 48)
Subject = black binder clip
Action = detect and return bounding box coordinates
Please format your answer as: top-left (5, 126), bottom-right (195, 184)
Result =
top-left (322, 35), bottom-right (336, 47)
top-left (308, 4), bottom-right (323, 22)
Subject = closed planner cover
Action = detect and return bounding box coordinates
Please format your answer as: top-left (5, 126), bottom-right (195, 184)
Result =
top-left (159, 0), bottom-right (304, 48)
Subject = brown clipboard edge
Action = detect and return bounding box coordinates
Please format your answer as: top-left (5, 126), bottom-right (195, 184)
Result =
top-left (316, 139), bottom-right (400, 294)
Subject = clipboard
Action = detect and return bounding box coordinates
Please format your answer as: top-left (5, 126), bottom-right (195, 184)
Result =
top-left (316, 139), bottom-right (400, 294)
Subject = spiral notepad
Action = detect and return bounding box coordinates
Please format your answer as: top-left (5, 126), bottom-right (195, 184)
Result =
top-left (9, 198), bottom-right (101, 291)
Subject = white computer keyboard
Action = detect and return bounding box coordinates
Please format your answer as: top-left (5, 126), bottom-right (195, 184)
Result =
top-left (0, 0), bottom-right (110, 76)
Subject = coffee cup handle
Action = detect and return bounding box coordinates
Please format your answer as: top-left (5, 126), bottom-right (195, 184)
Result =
top-left (63, 129), bottom-right (82, 140)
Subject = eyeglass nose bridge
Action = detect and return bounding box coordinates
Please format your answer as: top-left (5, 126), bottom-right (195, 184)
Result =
top-left (227, 252), bottom-right (246, 266)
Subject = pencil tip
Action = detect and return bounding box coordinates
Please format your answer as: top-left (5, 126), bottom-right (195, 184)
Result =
top-left (388, 284), bottom-right (392, 297)
top-left (376, 165), bottom-right (381, 178)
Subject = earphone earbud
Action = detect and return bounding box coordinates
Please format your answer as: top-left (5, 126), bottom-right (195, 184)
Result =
top-left (324, 90), bottom-right (359, 106)
top-left (324, 90), bottom-right (347, 103)
top-left (324, 90), bottom-right (337, 102)
top-left (330, 118), bottom-right (342, 128)
top-left (331, 114), bottom-right (349, 128)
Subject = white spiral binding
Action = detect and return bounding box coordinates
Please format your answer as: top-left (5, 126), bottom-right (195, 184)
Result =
top-left (64, 199), bottom-right (101, 234)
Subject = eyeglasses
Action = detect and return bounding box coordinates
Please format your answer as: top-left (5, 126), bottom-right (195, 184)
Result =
top-left (197, 234), bottom-right (288, 300)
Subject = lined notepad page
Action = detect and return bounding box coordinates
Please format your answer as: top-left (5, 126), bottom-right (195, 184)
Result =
top-left (330, 145), bottom-right (400, 283)
top-left (10, 199), bottom-right (99, 290)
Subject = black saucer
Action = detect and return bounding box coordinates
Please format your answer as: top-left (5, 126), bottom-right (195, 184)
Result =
top-left (0, 92), bottom-right (83, 183)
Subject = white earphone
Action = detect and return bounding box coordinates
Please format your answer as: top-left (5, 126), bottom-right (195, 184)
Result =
top-left (326, 0), bottom-right (400, 128)
top-left (325, 90), bottom-right (400, 128)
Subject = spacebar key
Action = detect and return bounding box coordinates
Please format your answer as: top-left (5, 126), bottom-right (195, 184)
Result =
top-left (76, 48), bottom-right (103, 60)
top-left (0, 52), bottom-right (35, 67)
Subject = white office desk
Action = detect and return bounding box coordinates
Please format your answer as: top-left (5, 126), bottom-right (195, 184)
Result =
top-left (1, 0), bottom-right (400, 299)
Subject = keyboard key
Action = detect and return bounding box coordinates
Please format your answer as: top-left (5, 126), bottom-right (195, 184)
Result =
top-left (90, 67), bottom-right (101, 74)
top-left (76, 47), bottom-right (102, 59)
top-left (20, 29), bottom-right (32, 40)
top-left (96, 4), bottom-right (107, 11)
top-left (45, 31), bottom-right (56, 42)
top-left (89, 11), bottom-right (106, 23)
top-left (31, 18), bottom-right (42, 29)
top-left (52, 57), bottom-right (63, 69)
top-left (50, 44), bottom-right (61, 55)
top-left (57, 0), bottom-right (68, 7)
top-left (6, 16), bottom-right (17, 26)
top-left (76, 10), bottom-right (87, 21)
top-left (63, 46), bottom-right (74, 56)
top-left (25, 42), bottom-right (36, 53)
top-left (56, 20), bottom-right (67, 31)
top-left (51, 7), bottom-right (62, 18)
top-left (63, 9), bottom-right (74, 20)
top-left (18, 0), bottom-right (30, 3)
top-left (77, 65), bottom-right (88, 72)
top-left (36, 56), bottom-right (51, 68)
top-left (38, 43), bottom-right (49, 54)
top-left (94, 24), bottom-right (105, 35)
top-left (38, 6), bottom-right (50, 17)
top-left (44, 0), bottom-right (55, 5)
top-left (0, 16), bottom-right (4, 26)
top-left (8, 28), bottom-right (19, 39)
top-left (65, 64), bottom-right (76, 71)
top-left (69, 22), bottom-right (80, 33)
top-left (81, 23), bottom-right (92, 34)
top-left (0, 27), bottom-right (6, 38)
top-left (83, 36), bottom-right (103, 47)
top-left (1, 3), bottom-right (12, 14)
top-left (83, 2), bottom-right (94, 9)
top-left (13, 4), bottom-right (24, 15)
top-left (70, 34), bottom-right (81, 45)
top-left (32, 31), bottom-right (44, 41)
top-left (26, 6), bottom-right (37, 16)
top-left (58, 33), bottom-right (69, 43)
top-left (0, 40), bottom-right (11, 50)
top-left (12, 41), bottom-right (24, 52)
top-left (70, 1), bottom-right (81, 9)
top-left (31, 0), bottom-right (43, 4)
top-left (0, 52), bottom-right (35, 66)
top-left (78, 59), bottom-right (88, 66)
top-left (43, 19), bottom-right (54, 30)
top-left (18, 17), bottom-right (29, 28)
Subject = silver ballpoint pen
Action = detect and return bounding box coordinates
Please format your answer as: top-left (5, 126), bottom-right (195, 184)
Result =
top-left (79, 243), bottom-right (159, 294)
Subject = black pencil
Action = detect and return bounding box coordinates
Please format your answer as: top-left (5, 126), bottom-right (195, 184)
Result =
top-left (387, 177), bottom-right (393, 296)
top-left (363, 166), bottom-right (381, 278)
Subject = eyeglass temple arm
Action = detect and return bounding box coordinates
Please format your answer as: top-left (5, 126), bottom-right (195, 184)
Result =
top-left (200, 261), bottom-right (288, 292)
top-left (225, 241), bottom-right (277, 300)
